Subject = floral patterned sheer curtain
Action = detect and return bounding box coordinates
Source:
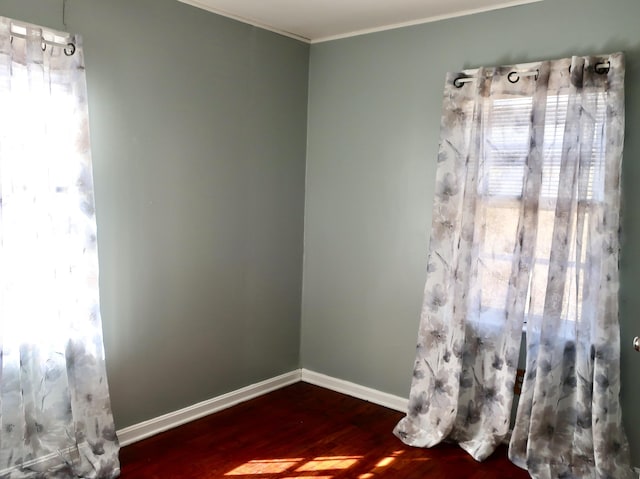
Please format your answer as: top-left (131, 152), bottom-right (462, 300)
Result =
top-left (0, 17), bottom-right (120, 478)
top-left (394, 53), bottom-right (633, 478)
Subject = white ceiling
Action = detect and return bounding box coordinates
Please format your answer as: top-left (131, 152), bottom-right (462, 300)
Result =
top-left (178, 0), bottom-right (542, 43)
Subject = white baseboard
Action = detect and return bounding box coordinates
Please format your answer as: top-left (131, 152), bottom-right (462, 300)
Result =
top-left (116, 368), bottom-right (409, 447)
top-left (300, 369), bottom-right (408, 413)
top-left (116, 370), bottom-right (301, 446)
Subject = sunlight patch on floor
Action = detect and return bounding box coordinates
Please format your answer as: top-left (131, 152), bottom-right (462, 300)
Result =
top-left (295, 456), bottom-right (361, 472)
top-left (360, 450), bottom-right (407, 477)
top-left (225, 455), bottom-right (363, 477)
top-left (226, 459), bottom-right (304, 475)
top-left (223, 452), bottom-right (416, 477)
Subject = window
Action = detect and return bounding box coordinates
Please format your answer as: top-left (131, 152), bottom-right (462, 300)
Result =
top-left (474, 89), bottom-right (607, 336)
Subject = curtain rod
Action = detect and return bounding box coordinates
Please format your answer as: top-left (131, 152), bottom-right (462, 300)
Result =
top-left (453, 61), bottom-right (611, 88)
top-left (9, 24), bottom-right (76, 56)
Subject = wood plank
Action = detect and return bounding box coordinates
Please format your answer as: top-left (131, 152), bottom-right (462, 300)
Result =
top-left (120, 382), bottom-right (529, 478)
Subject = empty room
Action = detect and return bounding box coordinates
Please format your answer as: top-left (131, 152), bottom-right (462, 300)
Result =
top-left (0, 0), bottom-right (639, 477)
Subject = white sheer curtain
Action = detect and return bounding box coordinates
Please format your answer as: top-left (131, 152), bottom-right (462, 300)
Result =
top-left (394, 53), bottom-right (633, 478)
top-left (0, 17), bottom-right (120, 478)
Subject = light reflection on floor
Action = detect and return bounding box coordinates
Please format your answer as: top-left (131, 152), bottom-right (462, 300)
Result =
top-left (225, 450), bottom-right (412, 478)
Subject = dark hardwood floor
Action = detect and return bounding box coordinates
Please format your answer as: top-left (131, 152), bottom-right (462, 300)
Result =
top-left (120, 382), bottom-right (530, 478)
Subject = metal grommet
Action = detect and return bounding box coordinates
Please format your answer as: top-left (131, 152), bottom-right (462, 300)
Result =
top-left (41, 42), bottom-right (47, 52)
top-left (594, 61), bottom-right (610, 75)
top-left (64, 42), bottom-right (76, 56)
top-left (507, 71), bottom-right (520, 84)
top-left (453, 76), bottom-right (465, 88)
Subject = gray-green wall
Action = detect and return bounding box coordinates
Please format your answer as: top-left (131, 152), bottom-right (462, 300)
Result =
top-left (302, 0), bottom-right (640, 465)
top-left (0, 0), bottom-right (309, 429)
